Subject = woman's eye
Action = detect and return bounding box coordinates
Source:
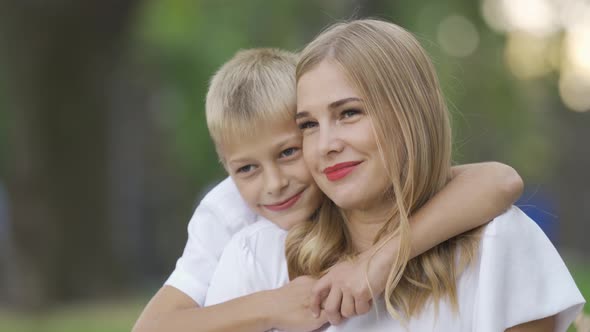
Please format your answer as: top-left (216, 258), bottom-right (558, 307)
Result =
top-left (297, 121), bottom-right (317, 130)
top-left (280, 147), bottom-right (299, 158)
top-left (236, 165), bottom-right (254, 174)
top-left (341, 109), bottom-right (360, 119)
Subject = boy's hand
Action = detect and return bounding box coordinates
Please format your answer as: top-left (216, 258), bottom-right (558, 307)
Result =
top-left (269, 276), bottom-right (329, 332)
top-left (310, 249), bottom-right (390, 324)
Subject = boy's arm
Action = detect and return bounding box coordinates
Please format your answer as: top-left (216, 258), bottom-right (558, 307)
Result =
top-left (134, 240), bottom-right (327, 332)
top-left (132, 286), bottom-right (271, 332)
top-left (310, 161), bottom-right (524, 323)
top-left (408, 161), bottom-right (523, 256)
top-left (133, 281), bottom-right (328, 332)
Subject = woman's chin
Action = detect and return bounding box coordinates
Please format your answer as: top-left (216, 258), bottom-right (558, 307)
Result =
top-left (330, 196), bottom-right (363, 211)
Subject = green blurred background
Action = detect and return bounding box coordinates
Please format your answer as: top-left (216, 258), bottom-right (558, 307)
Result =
top-left (0, 0), bottom-right (588, 331)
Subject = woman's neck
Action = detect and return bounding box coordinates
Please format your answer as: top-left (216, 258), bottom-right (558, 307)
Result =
top-left (345, 201), bottom-right (395, 252)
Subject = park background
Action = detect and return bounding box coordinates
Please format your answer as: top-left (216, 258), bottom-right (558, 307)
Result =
top-left (0, 0), bottom-right (589, 331)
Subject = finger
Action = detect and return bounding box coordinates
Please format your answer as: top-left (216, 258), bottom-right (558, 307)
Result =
top-left (310, 276), bottom-right (332, 317)
top-left (340, 292), bottom-right (356, 318)
top-left (323, 287), bottom-right (343, 325)
top-left (310, 309), bottom-right (330, 331)
top-left (354, 295), bottom-right (372, 315)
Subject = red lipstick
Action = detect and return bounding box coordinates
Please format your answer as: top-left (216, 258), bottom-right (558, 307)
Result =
top-left (263, 191), bottom-right (303, 212)
top-left (323, 161), bottom-right (362, 181)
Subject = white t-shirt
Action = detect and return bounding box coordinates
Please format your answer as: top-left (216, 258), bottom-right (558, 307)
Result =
top-left (205, 207), bottom-right (585, 332)
top-left (164, 177), bottom-right (257, 305)
top-left (205, 217), bottom-right (289, 306)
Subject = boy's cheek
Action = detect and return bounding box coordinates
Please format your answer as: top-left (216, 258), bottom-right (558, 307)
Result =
top-left (232, 177), bottom-right (262, 213)
top-left (288, 156), bottom-right (316, 183)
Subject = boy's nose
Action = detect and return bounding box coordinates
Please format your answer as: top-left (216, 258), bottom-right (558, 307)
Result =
top-left (264, 166), bottom-right (288, 196)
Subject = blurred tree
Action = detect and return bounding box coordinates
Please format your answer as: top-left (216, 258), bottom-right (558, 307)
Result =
top-left (0, 0), bottom-right (142, 309)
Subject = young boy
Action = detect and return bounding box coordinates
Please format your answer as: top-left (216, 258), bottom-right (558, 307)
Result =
top-left (133, 48), bottom-right (523, 332)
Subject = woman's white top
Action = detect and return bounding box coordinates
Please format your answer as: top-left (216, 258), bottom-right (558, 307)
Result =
top-left (205, 206), bottom-right (585, 331)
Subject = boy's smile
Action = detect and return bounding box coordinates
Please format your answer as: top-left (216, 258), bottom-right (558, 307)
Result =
top-left (221, 118), bottom-right (323, 230)
top-left (263, 189), bottom-right (305, 211)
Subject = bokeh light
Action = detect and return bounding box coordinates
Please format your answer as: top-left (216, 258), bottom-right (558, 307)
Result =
top-left (558, 0), bottom-right (590, 30)
top-left (504, 32), bottom-right (557, 80)
top-left (437, 15), bottom-right (480, 57)
top-left (564, 25), bottom-right (590, 74)
top-left (502, 0), bottom-right (559, 37)
top-left (482, 0), bottom-right (559, 36)
top-left (481, 0), bottom-right (590, 112)
top-left (559, 69), bottom-right (590, 113)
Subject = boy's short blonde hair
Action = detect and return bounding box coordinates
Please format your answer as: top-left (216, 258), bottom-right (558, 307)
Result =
top-left (206, 48), bottom-right (298, 152)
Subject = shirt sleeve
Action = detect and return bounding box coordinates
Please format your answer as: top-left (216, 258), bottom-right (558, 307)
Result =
top-left (164, 178), bottom-right (255, 306)
top-left (204, 236), bottom-right (261, 306)
top-left (473, 206), bottom-right (585, 332)
top-left (205, 220), bottom-right (288, 306)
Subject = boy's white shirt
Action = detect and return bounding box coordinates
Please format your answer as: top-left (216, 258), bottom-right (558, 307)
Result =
top-left (205, 217), bottom-right (289, 307)
top-left (164, 177), bottom-right (257, 306)
top-left (205, 206), bottom-right (585, 332)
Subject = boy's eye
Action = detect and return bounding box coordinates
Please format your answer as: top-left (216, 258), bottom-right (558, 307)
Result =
top-left (236, 164), bottom-right (255, 174)
top-left (280, 147), bottom-right (300, 158)
top-left (341, 109), bottom-right (361, 119)
top-left (297, 121), bottom-right (317, 130)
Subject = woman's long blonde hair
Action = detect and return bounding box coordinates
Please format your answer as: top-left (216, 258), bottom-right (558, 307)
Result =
top-left (286, 19), bottom-right (482, 320)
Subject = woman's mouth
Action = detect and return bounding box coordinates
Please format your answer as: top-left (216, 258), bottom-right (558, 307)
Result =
top-left (323, 161), bottom-right (362, 181)
top-left (263, 190), bottom-right (304, 211)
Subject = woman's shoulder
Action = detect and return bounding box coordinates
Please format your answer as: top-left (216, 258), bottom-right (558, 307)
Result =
top-left (471, 206), bottom-right (585, 331)
top-left (482, 205), bottom-right (539, 238)
top-left (477, 205), bottom-right (567, 280)
top-left (482, 206), bottom-right (552, 246)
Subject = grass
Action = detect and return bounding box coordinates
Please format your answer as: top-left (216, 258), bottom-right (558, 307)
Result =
top-left (569, 264), bottom-right (590, 332)
top-left (572, 265), bottom-right (590, 314)
top-left (0, 267), bottom-right (588, 332)
top-left (0, 297), bottom-right (147, 332)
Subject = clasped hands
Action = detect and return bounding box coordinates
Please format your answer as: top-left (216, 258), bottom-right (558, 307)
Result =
top-left (272, 249), bottom-right (389, 332)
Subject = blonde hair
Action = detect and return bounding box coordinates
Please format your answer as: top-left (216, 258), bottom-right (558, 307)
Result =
top-left (286, 19), bottom-right (482, 320)
top-left (206, 48), bottom-right (298, 153)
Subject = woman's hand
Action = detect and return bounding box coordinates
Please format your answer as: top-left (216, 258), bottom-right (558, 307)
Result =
top-left (309, 246), bottom-right (392, 325)
top-left (268, 276), bottom-right (329, 332)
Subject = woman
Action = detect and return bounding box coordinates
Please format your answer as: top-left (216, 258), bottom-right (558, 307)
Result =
top-left (288, 19), bottom-right (584, 330)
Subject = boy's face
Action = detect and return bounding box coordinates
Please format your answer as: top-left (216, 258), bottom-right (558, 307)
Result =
top-left (220, 119), bottom-right (323, 230)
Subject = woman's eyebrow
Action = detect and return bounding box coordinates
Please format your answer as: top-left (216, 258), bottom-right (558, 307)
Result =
top-left (328, 97), bottom-right (362, 109)
top-left (295, 97), bottom-right (363, 119)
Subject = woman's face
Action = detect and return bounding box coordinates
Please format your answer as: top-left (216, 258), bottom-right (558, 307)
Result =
top-left (296, 60), bottom-right (391, 212)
